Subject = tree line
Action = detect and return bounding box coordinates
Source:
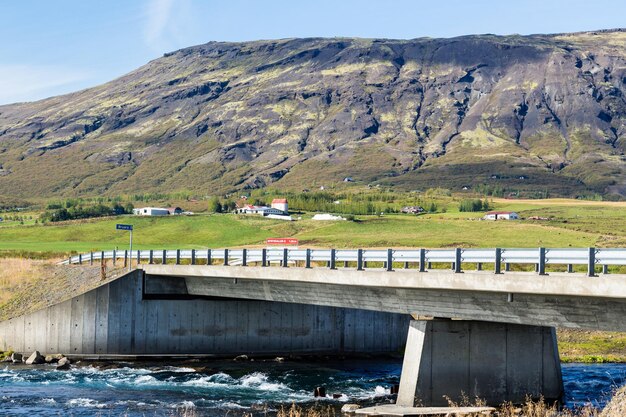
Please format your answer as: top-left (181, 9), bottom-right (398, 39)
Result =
top-left (458, 199), bottom-right (491, 212)
top-left (41, 202), bottom-right (135, 222)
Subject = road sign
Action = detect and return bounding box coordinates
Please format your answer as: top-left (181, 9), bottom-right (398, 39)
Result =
top-left (266, 238), bottom-right (299, 245)
top-left (116, 224), bottom-right (134, 271)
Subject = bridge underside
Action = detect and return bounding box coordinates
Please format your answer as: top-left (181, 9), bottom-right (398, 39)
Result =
top-left (142, 266), bottom-right (626, 332)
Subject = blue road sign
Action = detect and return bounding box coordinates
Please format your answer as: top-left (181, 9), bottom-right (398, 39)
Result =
top-left (116, 224), bottom-right (133, 231)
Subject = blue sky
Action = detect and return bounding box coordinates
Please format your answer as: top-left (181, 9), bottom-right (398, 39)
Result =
top-left (1, 0), bottom-right (624, 105)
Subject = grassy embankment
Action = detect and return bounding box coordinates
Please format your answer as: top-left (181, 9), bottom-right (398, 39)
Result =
top-left (1, 198), bottom-right (626, 361)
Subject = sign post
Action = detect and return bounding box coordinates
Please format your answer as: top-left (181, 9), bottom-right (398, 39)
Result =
top-left (266, 238), bottom-right (299, 246)
top-left (116, 224), bottom-right (133, 271)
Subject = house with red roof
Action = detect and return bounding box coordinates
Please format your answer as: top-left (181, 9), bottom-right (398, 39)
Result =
top-left (483, 211), bottom-right (519, 220)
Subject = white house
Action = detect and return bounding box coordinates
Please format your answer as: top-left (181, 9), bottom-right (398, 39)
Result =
top-left (483, 211), bottom-right (520, 220)
top-left (271, 198), bottom-right (288, 214)
top-left (236, 205), bottom-right (286, 216)
top-left (133, 207), bottom-right (170, 216)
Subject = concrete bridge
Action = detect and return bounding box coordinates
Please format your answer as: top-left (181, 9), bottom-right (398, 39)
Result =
top-left (3, 246), bottom-right (626, 412)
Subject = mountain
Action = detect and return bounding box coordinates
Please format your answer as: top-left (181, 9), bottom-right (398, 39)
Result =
top-left (1, 29), bottom-right (626, 199)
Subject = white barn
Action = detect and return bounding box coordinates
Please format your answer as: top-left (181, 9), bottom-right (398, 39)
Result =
top-left (483, 211), bottom-right (520, 220)
top-left (133, 207), bottom-right (170, 216)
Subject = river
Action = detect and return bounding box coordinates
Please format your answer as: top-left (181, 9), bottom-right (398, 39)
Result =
top-left (0, 359), bottom-right (624, 416)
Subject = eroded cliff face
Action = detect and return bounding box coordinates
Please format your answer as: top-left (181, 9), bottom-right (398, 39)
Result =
top-left (1, 30), bottom-right (626, 198)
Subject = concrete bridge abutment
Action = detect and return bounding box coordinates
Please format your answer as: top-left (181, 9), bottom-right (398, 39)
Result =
top-left (396, 319), bottom-right (563, 407)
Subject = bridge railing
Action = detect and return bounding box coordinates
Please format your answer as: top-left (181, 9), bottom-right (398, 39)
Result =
top-left (61, 247), bottom-right (626, 276)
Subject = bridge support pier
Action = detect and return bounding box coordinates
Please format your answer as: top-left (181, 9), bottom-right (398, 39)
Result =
top-left (396, 319), bottom-right (563, 407)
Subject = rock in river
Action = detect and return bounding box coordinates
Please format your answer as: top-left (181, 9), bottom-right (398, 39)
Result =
top-left (25, 351), bottom-right (45, 365)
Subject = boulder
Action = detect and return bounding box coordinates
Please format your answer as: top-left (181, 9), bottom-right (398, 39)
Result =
top-left (341, 404), bottom-right (361, 414)
top-left (25, 351), bottom-right (46, 365)
top-left (56, 357), bottom-right (71, 370)
top-left (233, 354), bottom-right (249, 361)
top-left (45, 354), bottom-right (64, 364)
top-left (10, 353), bottom-right (22, 363)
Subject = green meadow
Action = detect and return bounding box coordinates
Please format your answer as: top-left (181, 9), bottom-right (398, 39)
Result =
top-left (1, 197), bottom-right (625, 256)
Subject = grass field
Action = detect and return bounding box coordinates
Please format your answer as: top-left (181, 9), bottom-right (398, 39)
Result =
top-left (1, 198), bottom-right (625, 255)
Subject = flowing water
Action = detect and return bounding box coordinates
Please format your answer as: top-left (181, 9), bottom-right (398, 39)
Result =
top-left (0, 359), bottom-right (624, 416)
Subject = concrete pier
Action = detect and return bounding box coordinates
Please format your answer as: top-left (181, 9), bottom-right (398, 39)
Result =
top-left (397, 319), bottom-right (563, 407)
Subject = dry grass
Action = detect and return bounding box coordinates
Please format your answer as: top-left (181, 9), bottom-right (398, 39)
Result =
top-left (497, 399), bottom-right (597, 417)
top-left (0, 258), bottom-right (50, 305)
top-left (277, 403), bottom-right (336, 417)
top-left (600, 385), bottom-right (626, 417)
top-left (443, 392), bottom-right (614, 417)
top-left (0, 258), bottom-right (125, 321)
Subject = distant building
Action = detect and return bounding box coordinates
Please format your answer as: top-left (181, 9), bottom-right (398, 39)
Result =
top-left (133, 207), bottom-right (170, 216)
top-left (483, 211), bottom-right (519, 220)
top-left (167, 207), bottom-right (183, 215)
top-left (401, 206), bottom-right (425, 214)
top-left (271, 198), bottom-right (288, 214)
top-left (312, 213), bottom-right (346, 221)
top-left (236, 205), bottom-right (286, 216)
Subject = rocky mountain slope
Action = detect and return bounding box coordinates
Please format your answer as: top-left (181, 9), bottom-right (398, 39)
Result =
top-left (1, 30), bottom-right (626, 198)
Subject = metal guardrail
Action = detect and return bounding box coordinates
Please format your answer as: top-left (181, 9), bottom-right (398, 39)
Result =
top-left (61, 247), bottom-right (626, 276)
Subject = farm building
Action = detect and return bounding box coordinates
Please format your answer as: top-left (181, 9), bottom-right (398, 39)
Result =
top-left (483, 211), bottom-right (520, 220)
top-left (236, 205), bottom-right (286, 216)
top-left (133, 207), bottom-right (170, 216)
top-left (271, 198), bottom-right (288, 213)
top-left (401, 206), bottom-right (425, 214)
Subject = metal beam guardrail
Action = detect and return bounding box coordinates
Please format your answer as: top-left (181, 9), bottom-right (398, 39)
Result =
top-left (60, 247), bottom-right (626, 277)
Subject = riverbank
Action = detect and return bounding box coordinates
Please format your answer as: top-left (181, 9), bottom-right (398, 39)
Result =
top-left (0, 258), bottom-right (125, 321)
top-left (282, 382), bottom-right (626, 416)
top-left (559, 330), bottom-right (626, 363)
